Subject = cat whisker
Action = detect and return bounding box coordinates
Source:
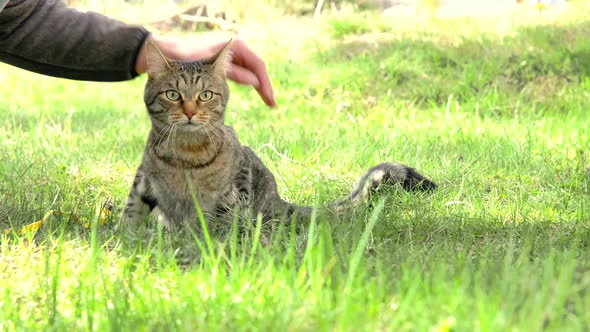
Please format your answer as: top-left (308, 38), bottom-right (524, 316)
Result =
top-left (158, 126), bottom-right (172, 147)
top-left (173, 124), bottom-right (180, 150)
top-left (152, 123), bottom-right (173, 148)
top-left (169, 123), bottom-right (178, 150)
top-left (161, 122), bottom-right (175, 150)
top-left (205, 123), bottom-right (223, 141)
top-left (204, 124), bottom-right (228, 143)
top-left (204, 123), bottom-right (226, 141)
top-left (204, 126), bottom-right (217, 145)
top-left (161, 124), bottom-right (174, 144)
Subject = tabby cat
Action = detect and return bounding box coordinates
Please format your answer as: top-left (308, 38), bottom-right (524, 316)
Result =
top-left (122, 41), bottom-right (436, 231)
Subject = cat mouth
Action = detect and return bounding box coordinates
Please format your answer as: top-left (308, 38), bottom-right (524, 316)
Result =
top-left (180, 120), bottom-right (200, 126)
top-left (178, 120), bottom-right (205, 131)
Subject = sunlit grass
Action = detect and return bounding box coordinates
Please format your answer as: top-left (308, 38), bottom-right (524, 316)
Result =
top-left (1, 3), bottom-right (590, 331)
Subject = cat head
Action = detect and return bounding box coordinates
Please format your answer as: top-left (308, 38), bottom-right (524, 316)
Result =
top-left (143, 40), bottom-right (232, 135)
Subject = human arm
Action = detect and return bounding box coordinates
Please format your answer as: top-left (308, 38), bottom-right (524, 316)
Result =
top-left (0, 0), bottom-right (275, 106)
top-left (0, 0), bottom-right (149, 81)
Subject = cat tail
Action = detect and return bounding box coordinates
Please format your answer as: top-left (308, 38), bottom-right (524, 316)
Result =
top-left (342, 162), bottom-right (436, 204)
top-left (280, 162), bottom-right (436, 223)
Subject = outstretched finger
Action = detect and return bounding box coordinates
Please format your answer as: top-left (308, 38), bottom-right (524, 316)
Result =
top-left (230, 40), bottom-right (276, 107)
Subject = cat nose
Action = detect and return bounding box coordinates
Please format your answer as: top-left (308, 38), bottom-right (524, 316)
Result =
top-left (183, 102), bottom-right (197, 120)
top-left (184, 110), bottom-right (196, 120)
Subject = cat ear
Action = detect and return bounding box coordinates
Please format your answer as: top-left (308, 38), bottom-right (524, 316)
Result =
top-left (145, 40), bottom-right (171, 78)
top-left (210, 39), bottom-right (233, 77)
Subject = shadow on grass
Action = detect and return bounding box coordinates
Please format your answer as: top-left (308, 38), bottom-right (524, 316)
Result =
top-left (99, 215), bottom-right (590, 270)
top-left (3, 201), bottom-right (589, 273)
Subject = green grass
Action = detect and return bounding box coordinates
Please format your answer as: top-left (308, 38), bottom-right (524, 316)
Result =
top-left (1, 4), bottom-right (590, 331)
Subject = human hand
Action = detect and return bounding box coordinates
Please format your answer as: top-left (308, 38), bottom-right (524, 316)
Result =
top-left (135, 35), bottom-right (276, 107)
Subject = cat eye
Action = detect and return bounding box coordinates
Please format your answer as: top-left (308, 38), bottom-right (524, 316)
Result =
top-left (198, 90), bottom-right (213, 101)
top-left (165, 90), bottom-right (181, 101)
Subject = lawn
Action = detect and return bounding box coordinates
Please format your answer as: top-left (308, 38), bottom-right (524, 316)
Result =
top-left (1, 2), bottom-right (589, 331)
